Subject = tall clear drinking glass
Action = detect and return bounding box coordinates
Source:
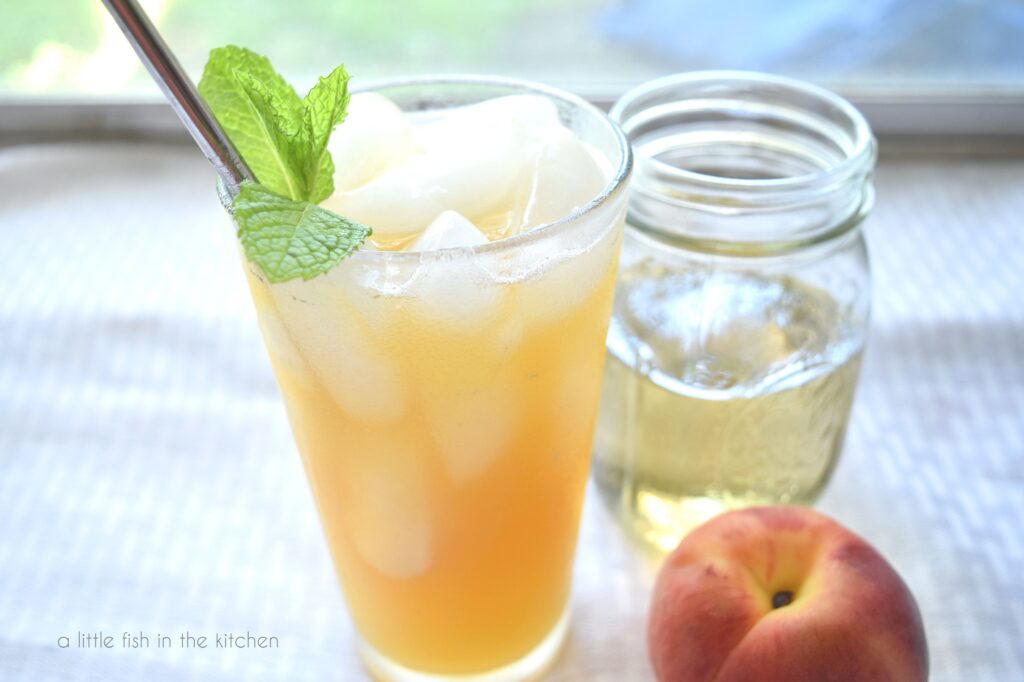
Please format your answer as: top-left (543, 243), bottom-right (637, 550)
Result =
top-left (222, 78), bottom-right (631, 681)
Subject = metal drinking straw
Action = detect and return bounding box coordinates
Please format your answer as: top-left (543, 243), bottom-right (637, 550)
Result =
top-left (101, 0), bottom-right (254, 196)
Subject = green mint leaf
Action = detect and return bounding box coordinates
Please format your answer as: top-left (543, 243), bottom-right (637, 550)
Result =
top-left (233, 181), bottom-right (371, 283)
top-left (300, 64), bottom-right (351, 204)
top-left (200, 47), bottom-right (368, 279)
top-left (198, 46), bottom-right (302, 123)
top-left (231, 71), bottom-right (307, 199)
top-left (198, 46), bottom-right (304, 198)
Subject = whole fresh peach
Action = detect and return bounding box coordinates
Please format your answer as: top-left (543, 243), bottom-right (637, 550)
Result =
top-left (648, 506), bottom-right (927, 682)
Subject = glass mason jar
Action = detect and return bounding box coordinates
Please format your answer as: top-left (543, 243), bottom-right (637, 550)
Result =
top-left (593, 72), bottom-right (875, 551)
top-left (223, 78), bottom-right (631, 681)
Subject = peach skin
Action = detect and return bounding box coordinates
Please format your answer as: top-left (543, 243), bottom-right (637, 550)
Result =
top-left (648, 506), bottom-right (927, 682)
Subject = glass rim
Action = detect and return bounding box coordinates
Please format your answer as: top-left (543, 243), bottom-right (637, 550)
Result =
top-left (608, 70), bottom-right (877, 197)
top-left (220, 75), bottom-right (633, 264)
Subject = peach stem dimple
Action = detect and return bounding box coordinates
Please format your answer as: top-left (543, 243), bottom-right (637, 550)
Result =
top-left (771, 590), bottom-right (795, 609)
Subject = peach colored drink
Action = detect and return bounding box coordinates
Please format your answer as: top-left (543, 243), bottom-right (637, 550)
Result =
top-left (235, 80), bottom-right (631, 680)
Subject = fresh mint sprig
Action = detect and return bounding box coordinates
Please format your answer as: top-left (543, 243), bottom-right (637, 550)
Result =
top-left (198, 46), bottom-right (369, 282)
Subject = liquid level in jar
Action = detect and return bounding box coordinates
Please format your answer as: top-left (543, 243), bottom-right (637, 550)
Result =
top-left (593, 265), bottom-right (863, 551)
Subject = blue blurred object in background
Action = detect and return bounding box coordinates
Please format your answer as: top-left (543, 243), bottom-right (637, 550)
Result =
top-left (599, 0), bottom-right (1024, 84)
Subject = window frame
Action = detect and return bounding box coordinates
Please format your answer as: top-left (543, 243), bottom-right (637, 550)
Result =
top-left (2, 91), bottom-right (1023, 153)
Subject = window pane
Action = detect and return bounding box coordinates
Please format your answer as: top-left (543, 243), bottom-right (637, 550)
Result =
top-left (3, 0), bottom-right (1023, 97)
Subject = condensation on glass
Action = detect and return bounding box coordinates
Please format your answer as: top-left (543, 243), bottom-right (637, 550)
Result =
top-left (594, 72), bottom-right (876, 551)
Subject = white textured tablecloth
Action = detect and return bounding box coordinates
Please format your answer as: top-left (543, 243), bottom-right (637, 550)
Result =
top-left (0, 143), bottom-right (1021, 681)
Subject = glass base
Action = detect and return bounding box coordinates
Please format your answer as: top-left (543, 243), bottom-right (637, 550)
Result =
top-left (358, 606), bottom-right (570, 682)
